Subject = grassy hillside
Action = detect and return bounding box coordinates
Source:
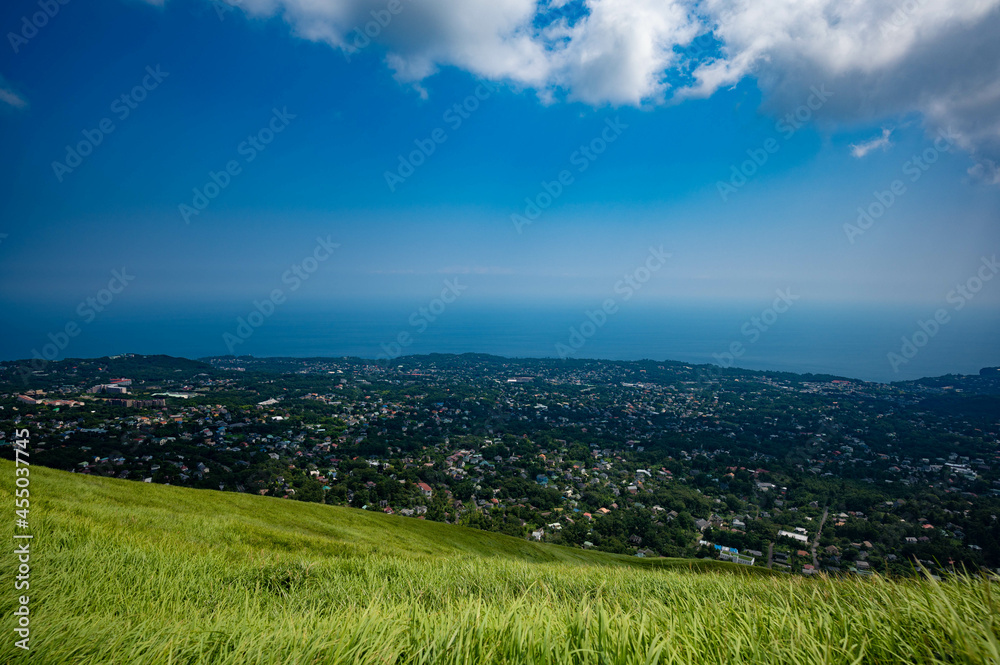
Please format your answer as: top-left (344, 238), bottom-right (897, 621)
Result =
top-left (2, 461), bottom-right (998, 664)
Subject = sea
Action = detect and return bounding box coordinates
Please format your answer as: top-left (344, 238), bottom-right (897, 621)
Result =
top-left (4, 300), bottom-right (999, 384)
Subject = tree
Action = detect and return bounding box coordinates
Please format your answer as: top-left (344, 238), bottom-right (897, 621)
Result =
top-left (296, 477), bottom-right (325, 503)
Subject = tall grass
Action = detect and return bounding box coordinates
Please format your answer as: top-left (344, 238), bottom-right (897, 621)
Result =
top-left (2, 461), bottom-right (998, 664)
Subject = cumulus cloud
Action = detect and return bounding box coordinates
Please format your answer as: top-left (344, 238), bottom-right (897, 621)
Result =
top-left (541, 0), bottom-right (700, 105)
top-left (692, 0), bottom-right (1000, 180)
top-left (218, 0), bottom-right (702, 105)
top-left (185, 0), bottom-right (1000, 174)
top-left (851, 128), bottom-right (893, 158)
top-left (229, 0), bottom-right (552, 87)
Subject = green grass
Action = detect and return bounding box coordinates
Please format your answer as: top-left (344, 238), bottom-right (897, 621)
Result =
top-left (2, 461), bottom-right (998, 664)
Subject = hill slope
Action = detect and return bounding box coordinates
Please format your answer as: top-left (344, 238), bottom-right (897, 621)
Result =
top-left (0, 459), bottom-right (747, 569)
top-left (2, 461), bottom-right (998, 664)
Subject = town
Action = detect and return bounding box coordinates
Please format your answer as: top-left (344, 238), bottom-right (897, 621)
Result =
top-left (3, 353), bottom-right (998, 577)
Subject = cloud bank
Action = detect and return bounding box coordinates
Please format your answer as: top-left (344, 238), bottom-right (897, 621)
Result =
top-left (205, 0), bottom-right (1000, 177)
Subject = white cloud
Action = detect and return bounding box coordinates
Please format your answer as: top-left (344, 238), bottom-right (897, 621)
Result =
top-left (696, 0), bottom-right (1000, 179)
top-left (968, 160), bottom-right (1000, 185)
top-left (850, 128), bottom-right (893, 158)
top-left (541, 0), bottom-right (700, 105)
top-left (233, 0), bottom-right (552, 86)
top-left (0, 76), bottom-right (27, 110)
top-left (209, 0), bottom-right (702, 105)
top-left (184, 0), bottom-right (1000, 173)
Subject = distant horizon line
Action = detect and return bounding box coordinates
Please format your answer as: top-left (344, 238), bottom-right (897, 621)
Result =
top-left (6, 351), bottom-right (998, 387)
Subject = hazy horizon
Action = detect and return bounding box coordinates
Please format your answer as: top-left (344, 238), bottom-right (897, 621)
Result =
top-left (5, 300), bottom-right (998, 383)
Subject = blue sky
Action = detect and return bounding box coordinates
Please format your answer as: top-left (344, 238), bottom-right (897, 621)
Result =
top-left (0, 0), bottom-right (998, 369)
